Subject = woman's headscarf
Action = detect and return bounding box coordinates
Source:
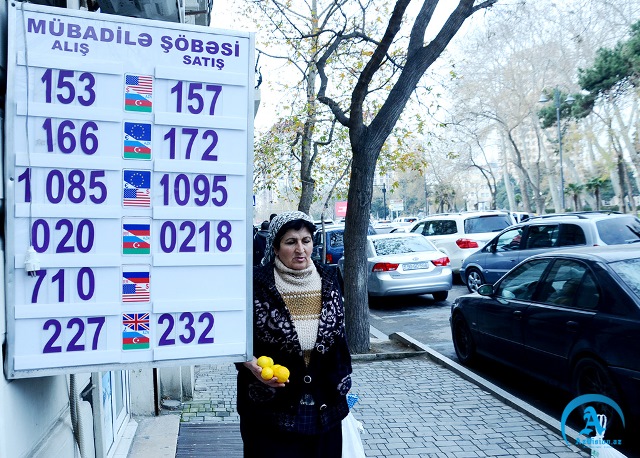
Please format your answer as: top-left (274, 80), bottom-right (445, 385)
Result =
top-left (261, 211), bottom-right (316, 266)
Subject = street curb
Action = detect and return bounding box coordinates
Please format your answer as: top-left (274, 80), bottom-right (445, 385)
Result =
top-left (389, 331), bottom-right (593, 455)
top-left (351, 349), bottom-right (426, 361)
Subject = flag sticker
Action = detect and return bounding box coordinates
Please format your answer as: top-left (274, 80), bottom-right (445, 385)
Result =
top-left (122, 218), bottom-right (151, 254)
top-left (123, 122), bottom-right (152, 160)
top-left (123, 170), bottom-right (151, 207)
top-left (122, 313), bottom-right (150, 350)
top-left (124, 74), bottom-right (153, 113)
top-left (122, 265), bottom-right (150, 302)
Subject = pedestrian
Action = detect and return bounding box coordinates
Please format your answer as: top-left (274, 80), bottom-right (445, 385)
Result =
top-left (252, 220), bottom-right (269, 266)
top-left (237, 210), bottom-right (352, 458)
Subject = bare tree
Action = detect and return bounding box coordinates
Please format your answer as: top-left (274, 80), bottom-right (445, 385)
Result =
top-left (314, 0), bottom-right (498, 352)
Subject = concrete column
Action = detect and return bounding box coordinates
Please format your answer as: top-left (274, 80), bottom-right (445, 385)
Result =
top-left (129, 368), bottom-right (156, 415)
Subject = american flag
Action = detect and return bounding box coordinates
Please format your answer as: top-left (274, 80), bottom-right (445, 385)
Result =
top-left (122, 267), bottom-right (150, 302)
top-left (122, 283), bottom-right (150, 302)
top-left (123, 170), bottom-right (151, 207)
top-left (123, 313), bottom-right (150, 331)
top-left (125, 75), bottom-right (153, 94)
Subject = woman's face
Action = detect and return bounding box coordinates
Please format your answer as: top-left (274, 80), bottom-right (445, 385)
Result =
top-left (274, 227), bottom-right (313, 270)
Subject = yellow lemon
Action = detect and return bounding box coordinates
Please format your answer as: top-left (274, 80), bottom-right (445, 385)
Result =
top-left (273, 365), bottom-right (290, 383)
top-left (272, 364), bottom-right (282, 370)
top-left (257, 356), bottom-right (274, 368)
top-left (260, 366), bottom-right (274, 380)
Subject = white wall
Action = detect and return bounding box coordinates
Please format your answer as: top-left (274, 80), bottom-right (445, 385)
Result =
top-left (0, 371), bottom-right (77, 458)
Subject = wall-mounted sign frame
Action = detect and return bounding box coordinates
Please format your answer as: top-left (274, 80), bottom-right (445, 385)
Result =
top-left (4, 2), bottom-right (254, 378)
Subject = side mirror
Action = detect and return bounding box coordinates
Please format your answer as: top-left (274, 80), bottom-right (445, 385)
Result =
top-left (477, 284), bottom-right (494, 296)
top-left (489, 244), bottom-right (497, 253)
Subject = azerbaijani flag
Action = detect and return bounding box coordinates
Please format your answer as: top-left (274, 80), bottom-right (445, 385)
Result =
top-left (122, 312), bottom-right (151, 350)
top-left (124, 74), bottom-right (153, 113)
top-left (122, 331), bottom-right (150, 350)
top-left (122, 218), bottom-right (151, 254)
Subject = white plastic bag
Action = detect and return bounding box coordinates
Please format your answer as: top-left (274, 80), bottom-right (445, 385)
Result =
top-left (342, 411), bottom-right (366, 458)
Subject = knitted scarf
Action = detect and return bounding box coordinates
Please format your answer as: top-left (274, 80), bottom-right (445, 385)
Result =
top-left (274, 257), bottom-right (322, 366)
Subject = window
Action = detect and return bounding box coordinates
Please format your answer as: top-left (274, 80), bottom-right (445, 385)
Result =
top-left (426, 220), bottom-right (457, 236)
top-left (525, 224), bottom-right (560, 249)
top-left (538, 259), bottom-right (599, 309)
top-left (329, 231), bottom-right (344, 248)
top-left (597, 216), bottom-right (640, 244)
top-left (496, 259), bottom-right (550, 301)
top-left (410, 222), bottom-right (427, 235)
top-left (372, 236), bottom-right (437, 256)
top-left (557, 224), bottom-right (586, 246)
top-left (610, 258), bottom-right (640, 299)
top-left (464, 215), bottom-right (512, 234)
top-left (495, 228), bottom-right (523, 252)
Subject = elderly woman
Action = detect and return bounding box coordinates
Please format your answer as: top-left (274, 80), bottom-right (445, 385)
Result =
top-left (237, 211), bottom-right (352, 458)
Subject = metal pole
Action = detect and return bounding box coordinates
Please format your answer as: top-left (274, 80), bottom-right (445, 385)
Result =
top-left (382, 183), bottom-right (387, 220)
top-left (555, 88), bottom-right (565, 211)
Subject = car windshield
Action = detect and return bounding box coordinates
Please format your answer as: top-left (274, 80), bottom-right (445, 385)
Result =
top-left (464, 215), bottom-right (512, 234)
top-left (609, 258), bottom-right (640, 299)
top-left (372, 237), bottom-right (437, 256)
top-left (597, 216), bottom-right (640, 244)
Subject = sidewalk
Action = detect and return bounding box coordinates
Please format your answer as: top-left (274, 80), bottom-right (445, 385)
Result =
top-left (128, 331), bottom-right (593, 457)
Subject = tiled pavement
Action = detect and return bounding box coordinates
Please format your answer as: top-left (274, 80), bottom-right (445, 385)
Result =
top-left (177, 356), bottom-right (589, 457)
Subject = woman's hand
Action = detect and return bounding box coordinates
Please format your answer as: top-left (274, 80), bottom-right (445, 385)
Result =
top-left (243, 357), bottom-right (287, 388)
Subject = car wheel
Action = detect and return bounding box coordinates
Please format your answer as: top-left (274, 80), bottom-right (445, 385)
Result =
top-left (432, 291), bottom-right (448, 302)
top-left (572, 357), bottom-right (625, 439)
top-left (465, 268), bottom-right (485, 293)
top-left (451, 313), bottom-right (476, 365)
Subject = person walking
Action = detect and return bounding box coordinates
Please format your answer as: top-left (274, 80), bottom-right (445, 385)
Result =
top-left (252, 220), bottom-right (270, 266)
top-left (237, 211), bottom-right (352, 458)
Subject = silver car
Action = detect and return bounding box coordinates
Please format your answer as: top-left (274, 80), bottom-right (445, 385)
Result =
top-left (338, 233), bottom-right (453, 301)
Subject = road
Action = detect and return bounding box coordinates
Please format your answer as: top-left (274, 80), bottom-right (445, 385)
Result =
top-left (368, 282), bottom-right (638, 457)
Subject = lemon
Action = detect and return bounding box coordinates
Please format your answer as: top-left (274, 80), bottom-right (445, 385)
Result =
top-left (260, 366), bottom-right (274, 380)
top-left (273, 365), bottom-right (290, 383)
top-left (257, 356), bottom-right (274, 368)
top-left (272, 364), bottom-right (281, 370)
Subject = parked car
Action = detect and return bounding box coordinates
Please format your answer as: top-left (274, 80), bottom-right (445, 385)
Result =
top-left (338, 233), bottom-right (452, 301)
top-left (311, 224), bottom-right (377, 266)
top-left (451, 245), bottom-right (640, 437)
top-left (372, 219), bottom-right (394, 233)
top-left (509, 211), bottom-right (535, 223)
top-left (395, 211), bottom-right (513, 273)
top-left (460, 211), bottom-right (640, 292)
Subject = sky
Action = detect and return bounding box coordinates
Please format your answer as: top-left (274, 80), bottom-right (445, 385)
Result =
top-left (207, 0), bottom-right (459, 132)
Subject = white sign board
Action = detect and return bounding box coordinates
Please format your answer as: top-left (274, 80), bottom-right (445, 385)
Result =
top-left (5, 3), bottom-right (254, 378)
top-left (389, 199), bottom-right (404, 211)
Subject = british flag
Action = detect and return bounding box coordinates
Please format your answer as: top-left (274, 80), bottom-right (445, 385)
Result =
top-left (122, 313), bottom-right (150, 331)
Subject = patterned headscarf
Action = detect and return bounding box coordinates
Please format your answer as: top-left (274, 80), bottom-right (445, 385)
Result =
top-left (261, 211), bottom-right (316, 266)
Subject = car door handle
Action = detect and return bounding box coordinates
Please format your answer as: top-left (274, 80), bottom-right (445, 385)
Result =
top-left (566, 321), bottom-right (579, 332)
top-left (513, 310), bottom-right (523, 319)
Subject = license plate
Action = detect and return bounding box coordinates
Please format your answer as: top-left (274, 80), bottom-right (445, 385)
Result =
top-left (402, 261), bottom-right (431, 271)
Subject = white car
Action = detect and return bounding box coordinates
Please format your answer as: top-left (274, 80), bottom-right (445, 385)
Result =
top-left (338, 233), bottom-right (452, 301)
top-left (403, 211), bottom-right (514, 273)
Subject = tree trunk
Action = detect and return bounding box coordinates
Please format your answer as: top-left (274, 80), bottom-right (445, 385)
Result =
top-left (297, 65), bottom-right (319, 215)
top-left (342, 142), bottom-right (377, 354)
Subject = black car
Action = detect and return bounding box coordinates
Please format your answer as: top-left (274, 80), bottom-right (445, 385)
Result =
top-left (451, 245), bottom-right (640, 438)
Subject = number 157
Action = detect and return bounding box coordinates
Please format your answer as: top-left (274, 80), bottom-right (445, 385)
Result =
top-left (170, 82), bottom-right (222, 115)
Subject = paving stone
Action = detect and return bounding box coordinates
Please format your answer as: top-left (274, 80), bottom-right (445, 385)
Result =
top-left (175, 355), bottom-right (590, 457)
